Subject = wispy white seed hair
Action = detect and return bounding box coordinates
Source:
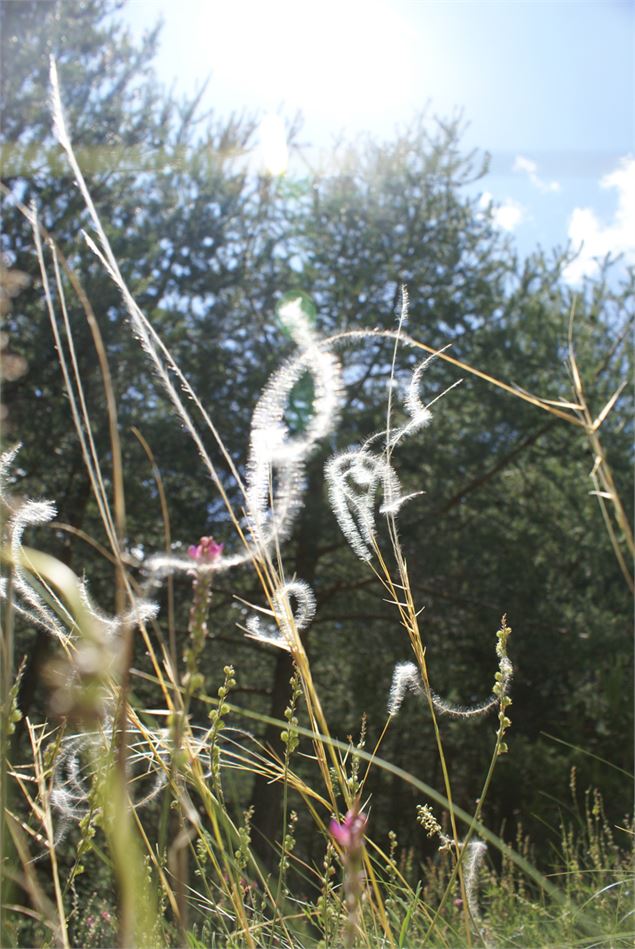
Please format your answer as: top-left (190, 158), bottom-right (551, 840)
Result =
top-left (0, 576), bottom-right (58, 632)
top-left (325, 449), bottom-right (378, 561)
top-left (325, 447), bottom-right (413, 561)
top-left (245, 300), bottom-right (342, 553)
top-left (145, 304), bottom-right (342, 582)
top-left (277, 297), bottom-right (318, 350)
top-left (388, 660), bottom-right (513, 720)
top-left (244, 613), bottom-right (290, 650)
top-left (2, 588), bottom-right (59, 632)
top-left (429, 691), bottom-right (498, 719)
top-left (400, 356), bottom-right (434, 434)
top-left (46, 719), bottom-right (244, 856)
top-left (274, 580), bottom-right (316, 645)
top-left (464, 839), bottom-right (489, 937)
top-left (324, 338), bottom-right (458, 559)
top-left (400, 285), bottom-right (409, 324)
top-left (6, 495), bottom-right (156, 649)
top-left (0, 443), bottom-right (21, 487)
top-left (388, 661), bottom-right (423, 715)
top-left (46, 722), bottom-right (207, 853)
top-left (245, 579), bottom-right (316, 652)
top-left (388, 345), bottom-right (460, 451)
top-left (248, 305), bottom-right (341, 465)
top-left (498, 657), bottom-right (513, 690)
top-left (9, 499), bottom-right (70, 643)
top-left (1, 447), bottom-right (156, 649)
top-left (1, 447), bottom-right (70, 640)
top-left (143, 551), bottom-right (221, 580)
top-left (78, 578), bottom-right (158, 644)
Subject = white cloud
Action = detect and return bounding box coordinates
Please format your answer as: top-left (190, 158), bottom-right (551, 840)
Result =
top-left (480, 192), bottom-right (525, 231)
top-left (563, 156), bottom-right (635, 284)
top-left (513, 154), bottom-right (560, 193)
top-left (495, 201), bottom-right (525, 232)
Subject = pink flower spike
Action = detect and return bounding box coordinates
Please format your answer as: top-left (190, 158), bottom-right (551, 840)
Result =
top-left (188, 536), bottom-right (224, 563)
top-left (329, 804), bottom-right (368, 851)
top-left (329, 818), bottom-right (351, 847)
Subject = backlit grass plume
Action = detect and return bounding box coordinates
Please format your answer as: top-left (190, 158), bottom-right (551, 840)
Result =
top-left (387, 620), bottom-right (513, 725)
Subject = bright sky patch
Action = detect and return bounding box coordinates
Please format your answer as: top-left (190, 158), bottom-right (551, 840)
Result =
top-left (564, 157), bottom-right (635, 284)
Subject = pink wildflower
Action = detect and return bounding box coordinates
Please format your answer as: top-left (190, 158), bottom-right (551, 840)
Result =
top-left (329, 803), bottom-right (368, 851)
top-left (330, 800), bottom-right (368, 946)
top-left (188, 536), bottom-right (224, 563)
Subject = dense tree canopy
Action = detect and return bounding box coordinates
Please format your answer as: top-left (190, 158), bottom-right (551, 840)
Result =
top-left (2, 0), bottom-right (632, 879)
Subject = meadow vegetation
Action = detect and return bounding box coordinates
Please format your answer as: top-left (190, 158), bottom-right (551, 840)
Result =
top-left (1, 2), bottom-right (633, 946)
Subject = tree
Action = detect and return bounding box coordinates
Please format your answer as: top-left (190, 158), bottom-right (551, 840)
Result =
top-left (1, 0), bottom-right (292, 724)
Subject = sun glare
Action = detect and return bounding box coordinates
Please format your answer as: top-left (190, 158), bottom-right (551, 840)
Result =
top-left (257, 113), bottom-right (289, 176)
top-left (205, 0), bottom-right (415, 129)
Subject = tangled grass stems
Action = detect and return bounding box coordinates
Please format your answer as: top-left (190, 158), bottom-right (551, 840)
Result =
top-left (4, 477), bottom-right (624, 945)
top-left (116, 670), bottom-right (606, 938)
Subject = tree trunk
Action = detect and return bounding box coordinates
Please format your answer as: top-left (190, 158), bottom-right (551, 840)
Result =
top-left (250, 450), bottom-right (327, 866)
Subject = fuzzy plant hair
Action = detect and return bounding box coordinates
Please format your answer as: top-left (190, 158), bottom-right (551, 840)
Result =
top-left (1, 444), bottom-right (158, 693)
top-left (45, 721), bottom-right (273, 856)
top-left (244, 579), bottom-right (317, 651)
top-left (77, 578), bottom-right (158, 649)
top-left (242, 299), bottom-right (342, 557)
top-left (464, 838), bottom-right (490, 944)
top-left (387, 643), bottom-right (513, 720)
top-left (325, 446), bottom-right (422, 562)
top-left (45, 720), bottom-right (225, 853)
top-left (145, 299), bottom-right (343, 587)
top-left (1, 445), bottom-right (70, 643)
top-left (324, 324), bottom-right (459, 565)
top-left (9, 497), bottom-right (69, 643)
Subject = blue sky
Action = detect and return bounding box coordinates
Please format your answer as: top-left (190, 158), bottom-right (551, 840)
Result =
top-left (122, 0), bottom-right (634, 282)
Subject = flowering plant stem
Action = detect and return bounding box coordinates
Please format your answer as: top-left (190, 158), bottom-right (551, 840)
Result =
top-left (330, 800), bottom-right (368, 947)
top-left (422, 619), bottom-right (513, 946)
top-left (374, 535), bottom-right (472, 943)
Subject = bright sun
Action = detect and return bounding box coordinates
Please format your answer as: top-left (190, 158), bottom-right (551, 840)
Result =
top-left (204, 0), bottom-right (416, 128)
